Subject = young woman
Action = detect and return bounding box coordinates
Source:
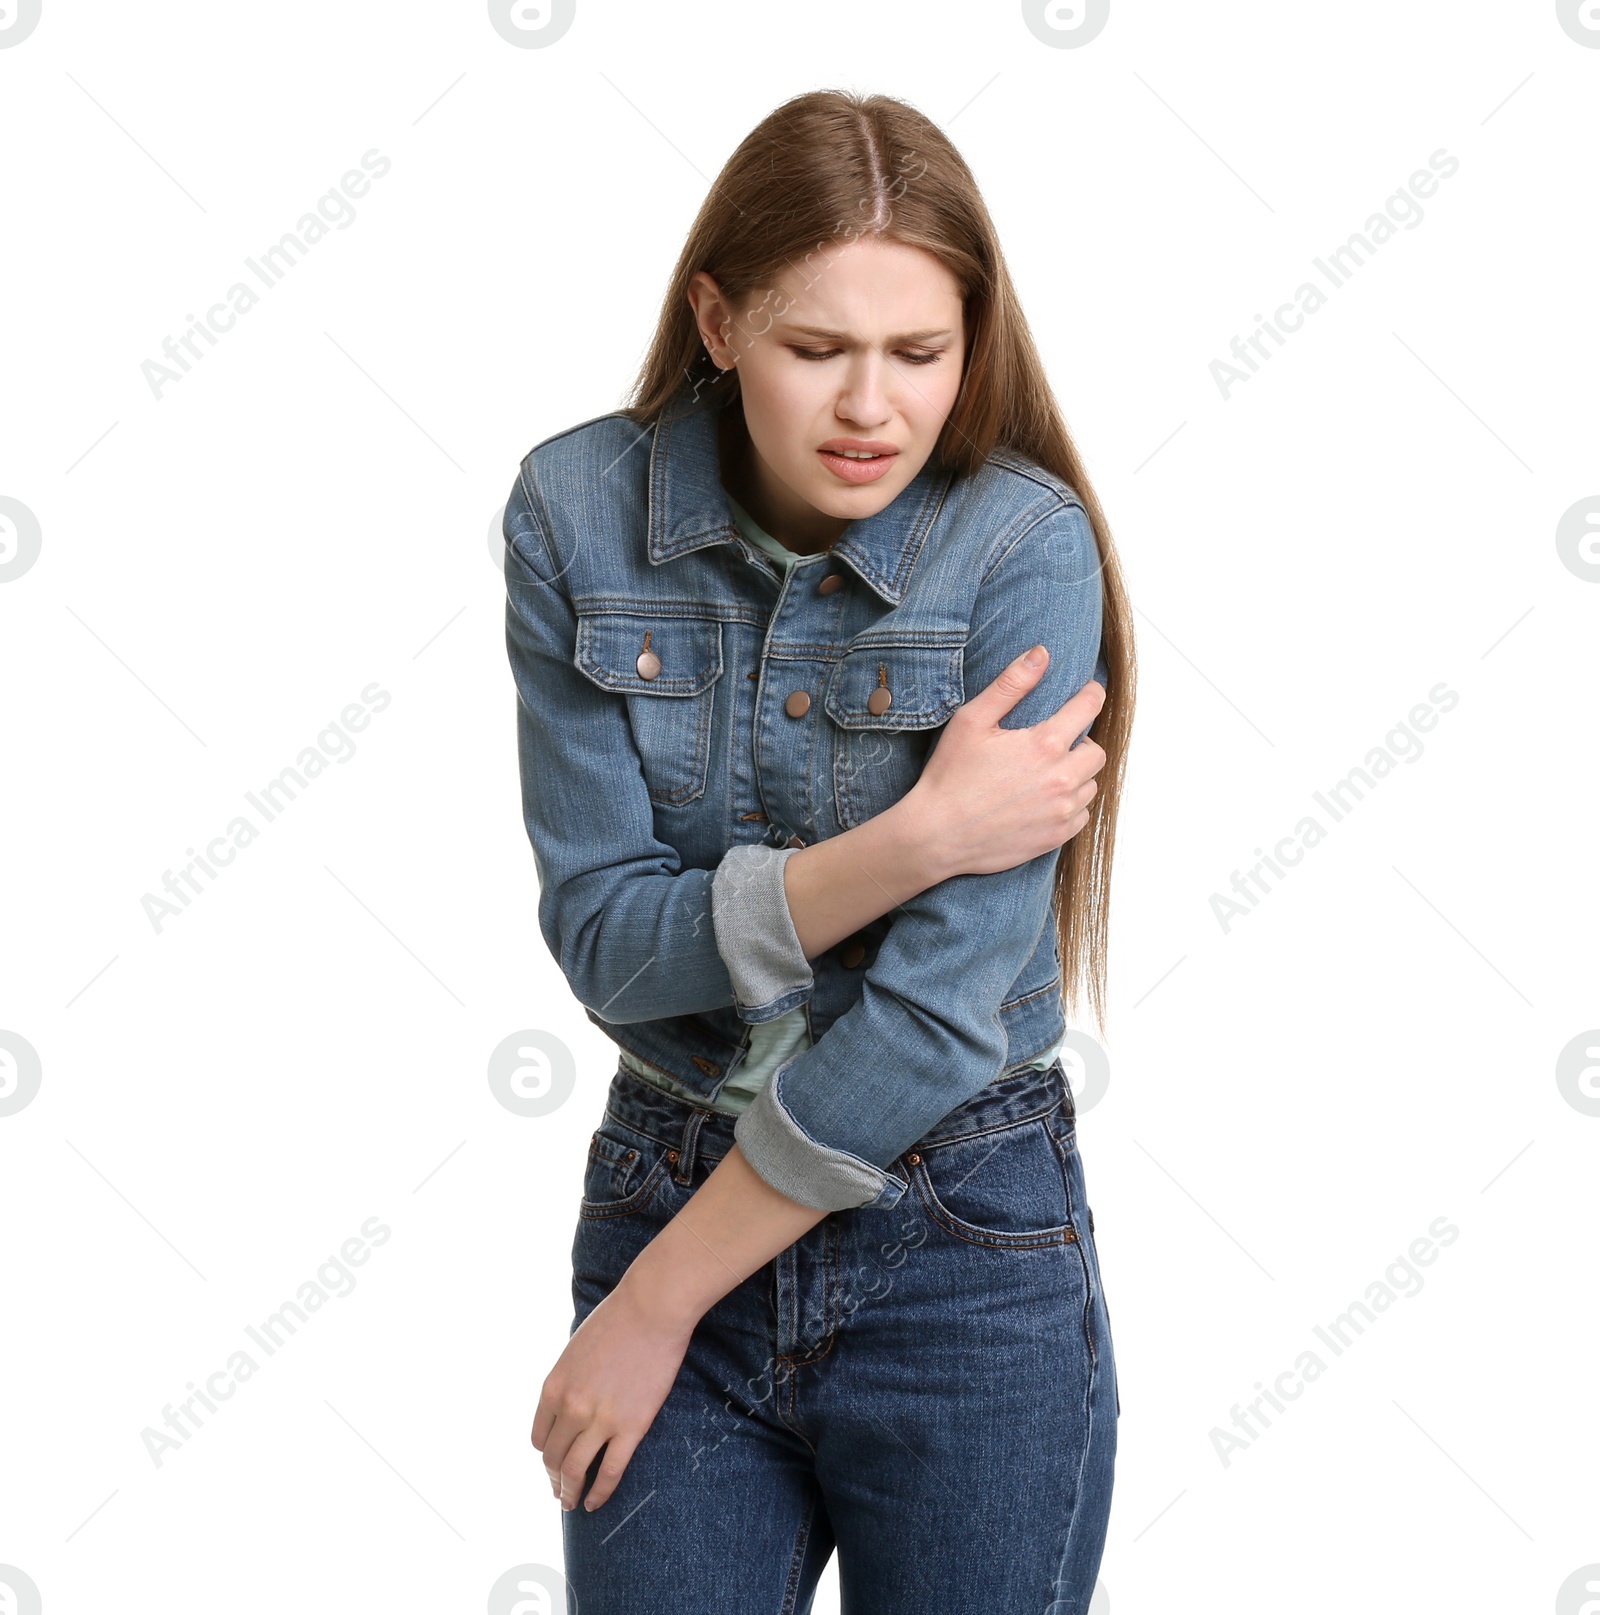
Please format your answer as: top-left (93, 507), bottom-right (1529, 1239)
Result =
top-left (503, 89), bottom-right (1134, 1615)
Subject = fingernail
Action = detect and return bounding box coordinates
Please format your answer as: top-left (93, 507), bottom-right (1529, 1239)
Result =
top-left (1024, 645), bottom-right (1047, 668)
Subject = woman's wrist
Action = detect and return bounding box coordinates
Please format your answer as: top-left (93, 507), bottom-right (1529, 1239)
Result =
top-left (612, 1247), bottom-right (707, 1339)
top-left (884, 785), bottom-right (962, 890)
top-left (611, 1148), bottom-right (828, 1336)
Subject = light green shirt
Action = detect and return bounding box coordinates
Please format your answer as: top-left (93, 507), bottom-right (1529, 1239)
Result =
top-left (617, 490), bottom-right (1062, 1116)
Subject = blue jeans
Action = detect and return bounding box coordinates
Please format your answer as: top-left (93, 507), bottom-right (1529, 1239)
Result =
top-left (561, 1059), bottom-right (1119, 1614)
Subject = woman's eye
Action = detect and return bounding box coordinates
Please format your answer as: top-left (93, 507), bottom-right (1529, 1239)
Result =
top-left (789, 347), bottom-right (943, 365)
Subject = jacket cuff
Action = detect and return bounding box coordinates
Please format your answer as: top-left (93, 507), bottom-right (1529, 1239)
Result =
top-left (710, 843), bottom-right (815, 1024)
top-left (733, 1056), bottom-right (908, 1212)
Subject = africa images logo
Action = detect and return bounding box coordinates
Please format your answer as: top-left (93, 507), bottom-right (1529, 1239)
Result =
top-left (140, 151), bottom-right (392, 400)
top-left (1209, 150), bottom-right (1460, 401)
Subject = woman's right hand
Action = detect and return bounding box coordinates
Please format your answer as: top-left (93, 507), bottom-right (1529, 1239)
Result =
top-left (905, 645), bottom-right (1107, 880)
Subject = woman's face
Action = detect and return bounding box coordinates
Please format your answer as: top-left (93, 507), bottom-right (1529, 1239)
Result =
top-left (688, 237), bottom-right (966, 551)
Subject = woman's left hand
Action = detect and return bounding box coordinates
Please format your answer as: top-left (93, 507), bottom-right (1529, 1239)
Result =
top-left (531, 1279), bottom-right (695, 1512)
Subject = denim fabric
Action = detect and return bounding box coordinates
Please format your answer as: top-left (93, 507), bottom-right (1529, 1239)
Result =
top-left (503, 380), bottom-right (1109, 1211)
top-left (562, 1057), bottom-right (1119, 1614)
top-left (661, 490), bottom-right (1067, 1119)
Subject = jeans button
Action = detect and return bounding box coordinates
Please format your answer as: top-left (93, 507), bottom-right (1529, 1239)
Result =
top-left (784, 689), bottom-right (811, 717)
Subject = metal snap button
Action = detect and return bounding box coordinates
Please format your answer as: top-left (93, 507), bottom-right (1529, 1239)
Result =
top-left (866, 661), bottom-right (891, 714)
top-left (906, 1151), bottom-right (921, 1165)
top-left (636, 630), bottom-right (661, 681)
top-left (818, 573), bottom-right (843, 595)
top-left (666, 1150), bottom-right (679, 1163)
top-left (784, 689), bottom-right (811, 718)
top-left (839, 940), bottom-right (866, 968)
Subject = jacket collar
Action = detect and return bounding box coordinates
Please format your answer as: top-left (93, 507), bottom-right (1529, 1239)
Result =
top-left (645, 381), bottom-right (953, 606)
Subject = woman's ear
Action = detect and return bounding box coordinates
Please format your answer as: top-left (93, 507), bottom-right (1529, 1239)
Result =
top-left (686, 271), bottom-right (734, 370)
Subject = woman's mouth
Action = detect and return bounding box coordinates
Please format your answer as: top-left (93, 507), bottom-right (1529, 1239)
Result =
top-left (816, 443), bottom-right (899, 485)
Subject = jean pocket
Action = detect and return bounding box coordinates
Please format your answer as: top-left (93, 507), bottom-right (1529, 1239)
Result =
top-left (825, 639), bottom-right (964, 829)
top-left (573, 610), bottom-right (724, 807)
top-left (578, 1116), bottom-right (675, 1220)
top-left (905, 1114), bottom-right (1079, 1249)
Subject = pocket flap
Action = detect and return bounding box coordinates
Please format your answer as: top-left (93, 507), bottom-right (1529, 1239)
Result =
top-left (824, 642), bottom-right (965, 730)
top-left (575, 611), bottom-right (723, 696)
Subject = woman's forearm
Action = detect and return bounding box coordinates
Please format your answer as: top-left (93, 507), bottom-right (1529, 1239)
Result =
top-left (613, 801), bottom-right (954, 1330)
top-left (611, 799), bottom-right (958, 1332)
top-left (612, 1144), bottom-right (829, 1332)
top-left (781, 790), bottom-right (955, 960)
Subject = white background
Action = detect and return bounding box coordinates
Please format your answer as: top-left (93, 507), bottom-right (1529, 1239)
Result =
top-left (2, 2), bottom-right (1596, 1611)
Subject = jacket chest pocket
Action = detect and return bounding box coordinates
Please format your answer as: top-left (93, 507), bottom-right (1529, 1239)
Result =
top-left (574, 610), bottom-right (724, 807)
top-left (825, 640), bottom-right (965, 830)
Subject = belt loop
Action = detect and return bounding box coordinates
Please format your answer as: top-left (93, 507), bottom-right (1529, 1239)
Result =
top-left (675, 1108), bottom-right (709, 1184)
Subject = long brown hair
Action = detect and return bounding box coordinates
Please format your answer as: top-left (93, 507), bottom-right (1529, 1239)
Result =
top-left (623, 88), bottom-right (1135, 1039)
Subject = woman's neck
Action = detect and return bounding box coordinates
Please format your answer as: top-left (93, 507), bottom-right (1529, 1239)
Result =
top-left (717, 407), bottom-right (844, 556)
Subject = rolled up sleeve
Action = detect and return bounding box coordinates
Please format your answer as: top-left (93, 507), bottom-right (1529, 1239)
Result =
top-left (711, 844), bottom-right (815, 1022)
top-left (504, 465), bottom-right (810, 1025)
top-left (733, 497), bottom-right (1107, 1211)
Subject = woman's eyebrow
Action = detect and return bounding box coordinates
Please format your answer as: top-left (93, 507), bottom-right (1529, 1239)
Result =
top-left (779, 323), bottom-right (955, 343)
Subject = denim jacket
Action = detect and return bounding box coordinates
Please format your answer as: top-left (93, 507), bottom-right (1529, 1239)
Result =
top-left (502, 382), bottom-right (1109, 1213)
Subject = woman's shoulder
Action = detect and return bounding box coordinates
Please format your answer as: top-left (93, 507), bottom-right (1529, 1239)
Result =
top-left (518, 406), bottom-right (653, 496)
top-left (504, 408), bottom-right (652, 584)
top-left (974, 445), bottom-right (1085, 517)
top-left (939, 446), bottom-right (1091, 580)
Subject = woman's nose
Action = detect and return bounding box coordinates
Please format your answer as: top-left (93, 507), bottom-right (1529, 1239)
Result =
top-left (834, 358), bottom-right (893, 428)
